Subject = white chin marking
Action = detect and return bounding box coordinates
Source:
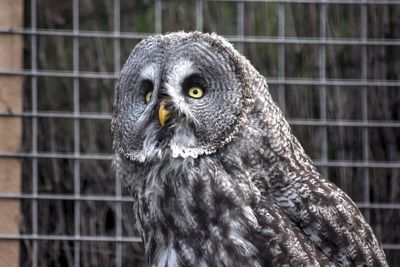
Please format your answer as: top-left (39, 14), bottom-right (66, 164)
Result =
top-left (171, 146), bottom-right (200, 159)
top-left (170, 123), bottom-right (200, 159)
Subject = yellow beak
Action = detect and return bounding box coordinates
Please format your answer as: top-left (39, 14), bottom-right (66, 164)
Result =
top-left (158, 101), bottom-right (170, 127)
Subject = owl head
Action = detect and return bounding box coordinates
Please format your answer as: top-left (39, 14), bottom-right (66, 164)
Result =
top-left (112, 32), bottom-right (257, 162)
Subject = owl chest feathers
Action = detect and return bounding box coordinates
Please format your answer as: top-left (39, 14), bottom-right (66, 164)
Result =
top-left (132, 154), bottom-right (263, 267)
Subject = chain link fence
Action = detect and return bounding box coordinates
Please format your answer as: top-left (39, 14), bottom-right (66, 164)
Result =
top-left (0, 0), bottom-right (399, 266)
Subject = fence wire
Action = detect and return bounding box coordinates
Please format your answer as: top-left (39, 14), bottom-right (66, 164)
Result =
top-left (0, 0), bottom-right (399, 266)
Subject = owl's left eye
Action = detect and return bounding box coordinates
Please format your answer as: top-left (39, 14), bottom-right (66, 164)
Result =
top-left (182, 74), bottom-right (206, 99)
top-left (187, 87), bottom-right (203, 99)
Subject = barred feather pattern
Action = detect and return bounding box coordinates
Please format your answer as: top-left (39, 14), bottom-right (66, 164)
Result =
top-left (113, 32), bottom-right (388, 266)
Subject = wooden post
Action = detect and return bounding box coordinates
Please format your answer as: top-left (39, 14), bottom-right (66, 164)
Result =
top-left (0, 0), bottom-right (23, 266)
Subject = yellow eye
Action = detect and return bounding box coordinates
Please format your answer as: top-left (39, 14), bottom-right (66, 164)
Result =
top-left (145, 91), bottom-right (152, 103)
top-left (187, 87), bottom-right (203, 99)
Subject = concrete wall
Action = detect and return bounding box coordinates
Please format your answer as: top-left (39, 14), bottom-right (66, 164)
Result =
top-left (0, 0), bottom-right (23, 266)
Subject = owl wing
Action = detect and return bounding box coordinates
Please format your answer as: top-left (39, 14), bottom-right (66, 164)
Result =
top-left (259, 161), bottom-right (388, 266)
top-left (242, 76), bottom-right (387, 266)
top-left (249, 194), bottom-right (336, 266)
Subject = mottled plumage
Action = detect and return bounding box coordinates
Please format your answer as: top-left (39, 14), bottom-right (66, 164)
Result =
top-left (112, 32), bottom-right (387, 266)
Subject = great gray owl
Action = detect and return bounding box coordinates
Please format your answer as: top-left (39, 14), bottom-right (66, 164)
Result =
top-left (112, 32), bottom-right (387, 266)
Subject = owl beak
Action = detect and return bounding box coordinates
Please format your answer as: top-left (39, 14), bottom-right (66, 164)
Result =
top-left (158, 100), bottom-right (170, 127)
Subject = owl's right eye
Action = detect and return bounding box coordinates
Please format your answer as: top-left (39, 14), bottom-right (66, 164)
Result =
top-left (141, 79), bottom-right (154, 104)
top-left (145, 91), bottom-right (152, 103)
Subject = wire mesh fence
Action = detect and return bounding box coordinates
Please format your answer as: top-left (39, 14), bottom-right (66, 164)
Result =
top-left (0, 0), bottom-right (399, 266)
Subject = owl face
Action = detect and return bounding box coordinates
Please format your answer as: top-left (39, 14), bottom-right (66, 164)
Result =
top-left (112, 32), bottom-right (254, 161)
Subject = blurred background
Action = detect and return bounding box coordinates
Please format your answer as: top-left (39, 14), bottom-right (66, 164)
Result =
top-left (0, 0), bottom-right (399, 266)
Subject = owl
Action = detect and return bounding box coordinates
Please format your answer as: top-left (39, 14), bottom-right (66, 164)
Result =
top-left (112, 32), bottom-right (387, 266)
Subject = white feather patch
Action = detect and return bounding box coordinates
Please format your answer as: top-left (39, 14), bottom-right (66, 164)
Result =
top-left (156, 244), bottom-right (178, 267)
top-left (165, 59), bottom-right (198, 121)
top-left (140, 63), bottom-right (158, 82)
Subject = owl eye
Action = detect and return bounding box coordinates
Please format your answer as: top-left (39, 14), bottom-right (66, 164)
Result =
top-left (182, 74), bottom-right (206, 99)
top-left (141, 79), bottom-right (154, 104)
top-left (187, 87), bottom-right (203, 99)
top-left (145, 91), bottom-right (153, 103)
